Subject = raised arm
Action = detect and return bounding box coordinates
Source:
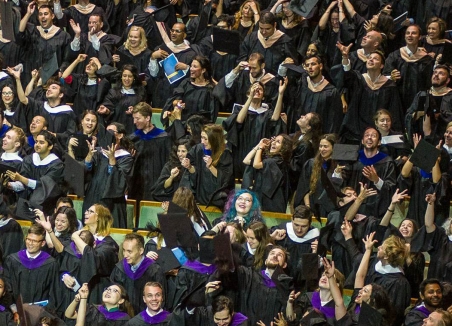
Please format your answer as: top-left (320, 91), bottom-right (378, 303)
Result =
top-left (19, 2), bottom-right (35, 32)
top-left (344, 183), bottom-right (377, 221)
top-left (425, 193), bottom-right (436, 233)
top-left (323, 258), bottom-right (346, 320)
top-left (75, 284), bottom-right (89, 326)
top-left (379, 189), bottom-right (408, 227)
top-left (355, 232), bottom-right (377, 289)
top-left (34, 213), bottom-right (64, 253)
top-left (271, 77), bottom-right (287, 121)
top-left (319, 1), bottom-right (337, 30)
top-left (237, 83), bottom-right (258, 124)
top-left (62, 54), bottom-right (87, 79)
top-left (432, 140), bottom-right (443, 183)
top-left (252, 138), bottom-right (270, 169)
top-left (341, 0), bottom-right (356, 18)
top-left (7, 67), bottom-right (28, 105)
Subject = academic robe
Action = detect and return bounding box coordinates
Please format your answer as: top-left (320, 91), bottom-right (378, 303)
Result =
top-left (0, 218), bottom-right (24, 257)
top-left (125, 310), bottom-right (172, 326)
top-left (222, 106), bottom-right (282, 179)
top-left (295, 292), bottom-right (335, 325)
top-left (0, 306), bottom-right (15, 326)
top-left (161, 79), bottom-right (220, 127)
top-left (55, 243), bottom-right (97, 317)
top-left (76, 32), bottom-right (120, 67)
top-left (149, 43), bottom-right (197, 108)
top-left (83, 148), bottom-right (133, 228)
top-left (288, 136), bottom-right (315, 195)
top-left (3, 100), bottom-right (28, 133)
top-left (26, 98), bottom-right (77, 150)
top-left (271, 223), bottom-right (319, 288)
top-left (404, 304), bottom-right (431, 326)
top-left (277, 19), bottom-right (311, 59)
top-left (151, 162), bottom-right (187, 202)
top-left (171, 305), bottom-right (249, 326)
top-left (4, 250), bottom-right (59, 308)
top-left (83, 304), bottom-right (131, 325)
top-left (0, 39), bottom-right (24, 71)
top-left (242, 155), bottom-right (289, 213)
top-left (110, 257), bottom-right (166, 314)
top-left (58, 5), bottom-right (110, 37)
top-left (115, 45), bottom-right (152, 76)
top-left (213, 266), bottom-right (293, 326)
top-left (382, 48), bottom-right (434, 110)
top-left (291, 74), bottom-right (343, 134)
top-left (420, 37), bottom-right (446, 59)
top-left (69, 74), bottom-right (111, 118)
top-left (128, 128), bottom-right (172, 202)
top-left (238, 31), bottom-right (298, 75)
top-left (339, 70), bottom-right (403, 143)
top-left (208, 50), bottom-right (238, 84)
top-left (100, 87), bottom-right (144, 135)
top-left (344, 151), bottom-right (397, 219)
top-left (89, 236), bottom-right (119, 304)
top-left (182, 144), bottom-right (234, 207)
top-left (421, 0), bottom-right (452, 30)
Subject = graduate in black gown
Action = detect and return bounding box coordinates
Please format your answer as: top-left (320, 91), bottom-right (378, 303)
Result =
top-left (65, 282), bottom-right (132, 325)
top-left (181, 124), bottom-right (234, 208)
top-left (128, 102), bottom-right (172, 202)
top-left (404, 279), bottom-right (444, 326)
top-left (242, 134), bottom-right (292, 213)
top-left (3, 224), bottom-right (59, 309)
top-left (110, 233), bottom-right (166, 314)
top-left (98, 64), bottom-right (145, 134)
top-left (0, 277), bottom-right (15, 326)
top-left (223, 77), bottom-right (285, 179)
top-left (0, 197), bottom-right (24, 258)
top-left (62, 55), bottom-right (111, 118)
top-left (419, 18), bottom-right (450, 60)
top-left (161, 56), bottom-right (220, 127)
top-left (237, 12), bottom-right (298, 75)
top-left (148, 22), bottom-right (197, 108)
top-left (83, 122), bottom-right (134, 228)
top-left (383, 25), bottom-right (435, 110)
top-left (0, 82), bottom-right (28, 133)
top-left (82, 204), bottom-right (119, 304)
top-left (125, 282), bottom-right (172, 325)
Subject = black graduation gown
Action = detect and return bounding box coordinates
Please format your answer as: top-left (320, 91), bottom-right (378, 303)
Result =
top-left (83, 304), bottom-right (131, 325)
top-left (209, 51), bottom-right (238, 84)
top-left (115, 45), bottom-right (152, 75)
top-left (277, 19), bottom-right (312, 59)
top-left (161, 79), bottom-right (220, 127)
top-left (344, 151), bottom-right (397, 219)
top-left (26, 98), bottom-right (77, 150)
top-left (125, 310), bottom-right (172, 325)
top-left (58, 5), bottom-right (110, 37)
top-left (89, 236), bottom-right (119, 304)
top-left (0, 309), bottom-right (15, 326)
top-left (238, 31), bottom-right (299, 74)
top-left (151, 162), bottom-right (187, 202)
top-left (422, 0), bottom-right (452, 30)
top-left (128, 128), bottom-right (172, 202)
top-left (338, 70), bottom-right (403, 143)
top-left (222, 107), bottom-right (282, 179)
top-left (420, 37), bottom-right (446, 59)
top-left (294, 292), bottom-right (335, 325)
top-left (70, 74), bottom-right (111, 118)
top-left (316, 25), bottom-right (341, 69)
top-left (382, 49), bottom-right (434, 110)
top-left (0, 218), bottom-right (24, 257)
top-left (110, 257), bottom-right (167, 314)
top-left (404, 304), bottom-right (431, 326)
top-left (288, 137), bottom-right (315, 195)
top-left (291, 75), bottom-right (343, 134)
top-left (100, 88), bottom-right (144, 134)
top-left (4, 101), bottom-right (28, 133)
top-left (55, 243), bottom-right (97, 317)
top-left (182, 144), bottom-right (234, 207)
top-left (150, 43), bottom-right (197, 108)
top-left (242, 155), bottom-right (289, 213)
top-left (0, 40), bottom-right (24, 72)
top-left (1, 152), bottom-right (24, 206)
top-left (83, 149), bottom-right (133, 228)
top-left (77, 33), bottom-right (120, 67)
top-left (3, 250), bottom-right (59, 308)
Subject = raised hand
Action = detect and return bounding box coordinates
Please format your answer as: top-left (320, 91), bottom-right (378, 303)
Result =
top-left (391, 188), bottom-right (408, 205)
top-left (362, 231), bottom-right (378, 251)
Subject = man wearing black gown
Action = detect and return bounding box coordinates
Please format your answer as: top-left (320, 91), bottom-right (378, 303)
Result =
top-left (347, 31), bottom-right (383, 74)
top-left (405, 279), bottom-right (444, 326)
top-left (3, 224), bottom-right (59, 309)
top-left (128, 102), bottom-right (171, 202)
top-left (110, 233), bottom-right (166, 314)
top-left (237, 12), bottom-right (298, 75)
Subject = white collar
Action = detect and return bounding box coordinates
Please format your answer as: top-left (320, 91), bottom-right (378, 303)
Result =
top-left (0, 71), bottom-right (8, 80)
top-left (375, 260), bottom-right (404, 274)
top-left (0, 217), bottom-right (12, 227)
top-left (448, 235), bottom-right (452, 242)
top-left (1, 152), bottom-right (23, 162)
top-left (4, 109), bottom-right (14, 116)
top-left (43, 101), bottom-right (73, 114)
top-left (191, 215), bottom-right (207, 236)
top-left (151, 236), bottom-right (166, 247)
top-left (26, 250), bottom-right (42, 259)
top-left (405, 46), bottom-right (416, 57)
top-left (146, 308), bottom-right (163, 317)
top-left (247, 242), bottom-right (256, 255)
top-left (32, 152), bottom-right (59, 166)
top-left (286, 222), bottom-right (319, 243)
top-left (121, 87), bottom-right (135, 95)
top-left (94, 234), bottom-right (105, 241)
top-left (87, 78), bottom-right (97, 85)
top-left (248, 102), bottom-right (269, 114)
top-left (443, 144), bottom-right (452, 154)
top-left (101, 149), bottom-right (130, 159)
top-left (264, 268), bottom-right (272, 278)
top-left (170, 40), bottom-right (190, 47)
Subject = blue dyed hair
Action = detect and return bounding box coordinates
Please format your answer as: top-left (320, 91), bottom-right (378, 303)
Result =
top-left (222, 189), bottom-right (262, 227)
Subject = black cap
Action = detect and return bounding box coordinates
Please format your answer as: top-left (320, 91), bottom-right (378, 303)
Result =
top-left (0, 1), bottom-right (15, 41)
top-left (299, 308), bottom-right (326, 325)
top-left (155, 247), bottom-right (182, 273)
top-left (62, 152), bottom-right (85, 197)
top-left (409, 139), bottom-right (440, 172)
top-left (15, 197), bottom-right (43, 222)
top-left (214, 233), bottom-right (234, 270)
top-left (299, 253), bottom-right (319, 281)
top-left (199, 236), bottom-right (215, 264)
top-left (96, 65), bottom-right (118, 78)
top-left (0, 161), bottom-right (18, 175)
top-left (282, 63), bottom-right (305, 74)
top-left (357, 301), bottom-right (383, 326)
top-left (192, 4), bottom-right (210, 43)
top-left (331, 144), bottom-right (359, 161)
top-left (40, 53), bottom-right (59, 85)
top-left (28, 175), bottom-right (63, 207)
top-left (319, 168), bottom-right (345, 209)
top-left (317, 223), bottom-right (335, 257)
top-left (69, 134), bottom-right (90, 160)
top-left (393, 11), bottom-right (408, 33)
top-left (158, 211), bottom-right (198, 249)
top-left (289, 0), bottom-right (319, 18)
top-left (212, 27), bottom-right (240, 55)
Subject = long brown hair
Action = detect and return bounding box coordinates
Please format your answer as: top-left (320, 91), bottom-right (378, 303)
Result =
top-left (233, 0), bottom-right (260, 33)
top-left (203, 124), bottom-right (226, 166)
top-left (309, 134), bottom-right (336, 195)
top-left (248, 221), bottom-right (273, 270)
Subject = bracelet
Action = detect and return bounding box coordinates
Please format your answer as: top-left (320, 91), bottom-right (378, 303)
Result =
top-left (257, 147), bottom-right (263, 150)
top-left (48, 230), bottom-right (54, 233)
top-left (387, 208), bottom-right (395, 213)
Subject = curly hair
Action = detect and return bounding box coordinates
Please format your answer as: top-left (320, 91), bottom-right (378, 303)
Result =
top-left (232, 0), bottom-right (260, 34)
top-left (382, 235), bottom-right (407, 268)
top-left (441, 217), bottom-right (452, 236)
top-left (309, 134), bottom-right (336, 195)
top-left (222, 189), bottom-right (262, 226)
top-left (292, 112), bottom-right (322, 155)
top-left (263, 134), bottom-right (293, 163)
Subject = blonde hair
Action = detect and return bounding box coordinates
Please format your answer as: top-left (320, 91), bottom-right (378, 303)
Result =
top-left (84, 204), bottom-right (113, 236)
top-left (124, 26), bottom-right (148, 52)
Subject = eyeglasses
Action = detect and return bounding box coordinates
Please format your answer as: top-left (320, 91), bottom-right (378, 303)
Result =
top-left (236, 196), bottom-right (252, 204)
top-left (170, 29), bottom-right (183, 33)
top-left (104, 287), bottom-right (120, 294)
top-left (2, 92), bottom-right (13, 96)
top-left (26, 238), bottom-right (44, 244)
top-left (86, 209), bottom-right (98, 215)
